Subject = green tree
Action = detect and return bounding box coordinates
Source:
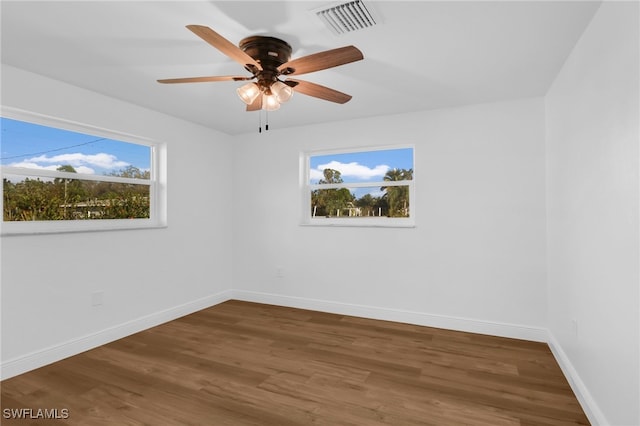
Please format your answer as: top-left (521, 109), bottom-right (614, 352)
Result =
top-left (381, 168), bottom-right (413, 217)
top-left (108, 165), bottom-right (150, 180)
top-left (354, 193), bottom-right (376, 216)
top-left (3, 178), bottom-right (18, 221)
top-left (99, 166), bottom-right (150, 219)
top-left (54, 165), bottom-right (87, 218)
top-left (6, 177), bottom-right (62, 221)
top-left (311, 169), bottom-right (354, 217)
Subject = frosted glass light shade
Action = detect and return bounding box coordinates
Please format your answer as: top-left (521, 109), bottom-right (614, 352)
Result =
top-left (271, 81), bottom-right (293, 103)
top-left (262, 94), bottom-right (281, 111)
top-left (236, 82), bottom-right (261, 105)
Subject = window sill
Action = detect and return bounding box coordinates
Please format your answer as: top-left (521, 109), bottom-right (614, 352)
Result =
top-left (1, 219), bottom-right (167, 236)
top-left (300, 218), bottom-right (415, 228)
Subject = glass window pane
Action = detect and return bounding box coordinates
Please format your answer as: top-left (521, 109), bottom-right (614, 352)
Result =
top-left (3, 174), bottom-right (150, 221)
top-left (311, 185), bottom-right (410, 218)
top-left (1, 117), bottom-right (150, 179)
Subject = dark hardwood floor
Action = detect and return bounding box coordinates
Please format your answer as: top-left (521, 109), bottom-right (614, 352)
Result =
top-left (1, 300), bottom-right (589, 425)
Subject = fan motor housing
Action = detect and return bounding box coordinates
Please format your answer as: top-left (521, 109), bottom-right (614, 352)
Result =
top-left (239, 36), bottom-right (292, 73)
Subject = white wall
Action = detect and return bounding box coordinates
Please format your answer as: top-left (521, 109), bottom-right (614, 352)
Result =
top-left (0, 65), bottom-right (234, 378)
top-left (3, 3), bottom-right (637, 421)
top-left (545, 2), bottom-right (639, 425)
top-left (232, 97), bottom-right (548, 340)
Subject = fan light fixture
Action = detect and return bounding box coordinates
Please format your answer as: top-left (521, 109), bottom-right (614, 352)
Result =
top-left (236, 82), bottom-right (261, 105)
top-left (271, 81), bottom-right (293, 103)
top-left (262, 93), bottom-right (281, 111)
top-left (237, 80), bottom-right (293, 109)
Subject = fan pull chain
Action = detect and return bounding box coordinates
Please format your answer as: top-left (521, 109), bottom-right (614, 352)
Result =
top-left (257, 111), bottom-right (271, 134)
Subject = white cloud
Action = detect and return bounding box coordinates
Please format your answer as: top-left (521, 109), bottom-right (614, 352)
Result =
top-left (310, 168), bottom-right (324, 182)
top-left (312, 161), bottom-right (389, 181)
top-left (7, 153), bottom-right (128, 175)
top-left (6, 161), bottom-right (60, 171)
top-left (23, 153), bottom-right (129, 170)
top-left (73, 166), bottom-right (97, 174)
top-left (7, 161), bottom-right (97, 175)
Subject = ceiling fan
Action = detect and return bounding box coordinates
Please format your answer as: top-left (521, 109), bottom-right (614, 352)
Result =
top-left (158, 25), bottom-right (364, 112)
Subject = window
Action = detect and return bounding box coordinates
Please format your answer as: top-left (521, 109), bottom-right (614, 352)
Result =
top-left (302, 146), bottom-right (415, 227)
top-left (1, 109), bottom-right (166, 235)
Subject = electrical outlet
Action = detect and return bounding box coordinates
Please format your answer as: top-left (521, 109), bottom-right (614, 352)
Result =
top-left (276, 266), bottom-right (284, 278)
top-left (92, 291), bottom-right (104, 306)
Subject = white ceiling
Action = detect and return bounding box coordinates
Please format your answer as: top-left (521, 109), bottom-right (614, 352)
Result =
top-left (1, 1), bottom-right (601, 135)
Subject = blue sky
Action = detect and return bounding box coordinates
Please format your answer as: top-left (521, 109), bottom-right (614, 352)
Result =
top-left (1, 117), bottom-right (150, 175)
top-left (310, 148), bottom-right (413, 184)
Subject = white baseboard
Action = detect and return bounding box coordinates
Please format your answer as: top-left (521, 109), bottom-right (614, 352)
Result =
top-left (546, 331), bottom-right (608, 426)
top-left (231, 289), bottom-right (548, 342)
top-left (0, 290), bottom-right (233, 380)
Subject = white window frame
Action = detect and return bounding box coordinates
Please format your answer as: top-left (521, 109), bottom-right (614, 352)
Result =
top-left (0, 107), bottom-right (167, 236)
top-left (300, 145), bottom-right (415, 228)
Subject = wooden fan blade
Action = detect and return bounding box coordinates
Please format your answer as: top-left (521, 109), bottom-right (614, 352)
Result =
top-left (278, 46), bottom-right (363, 76)
top-left (246, 94), bottom-right (263, 111)
top-left (157, 76), bottom-right (252, 84)
top-left (186, 25), bottom-right (262, 72)
top-left (287, 79), bottom-right (352, 104)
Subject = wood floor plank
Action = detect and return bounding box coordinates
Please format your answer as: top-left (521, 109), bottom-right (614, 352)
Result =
top-left (1, 300), bottom-right (590, 425)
